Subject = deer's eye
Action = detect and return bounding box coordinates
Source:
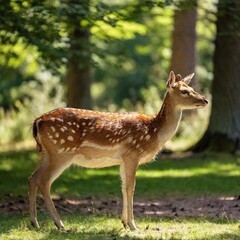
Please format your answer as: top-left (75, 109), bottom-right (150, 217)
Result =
top-left (181, 90), bottom-right (189, 95)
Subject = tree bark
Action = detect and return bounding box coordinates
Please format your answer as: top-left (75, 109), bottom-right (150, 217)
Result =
top-left (170, 0), bottom-right (198, 89)
top-left (193, 0), bottom-right (240, 153)
top-left (65, 0), bottom-right (92, 109)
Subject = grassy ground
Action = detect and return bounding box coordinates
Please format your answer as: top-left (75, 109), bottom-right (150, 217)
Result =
top-left (0, 150), bottom-right (240, 239)
top-left (1, 213), bottom-right (239, 240)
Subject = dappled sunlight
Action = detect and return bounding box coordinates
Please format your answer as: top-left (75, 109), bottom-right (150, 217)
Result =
top-left (138, 161), bottom-right (240, 178)
top-left (1, 151), bottom-right (240, 197)
top-left (0, 212), bottom-right (239, 240)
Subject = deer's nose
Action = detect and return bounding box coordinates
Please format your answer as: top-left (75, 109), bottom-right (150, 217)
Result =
top-left (204, 98), bottom-right (209, 104)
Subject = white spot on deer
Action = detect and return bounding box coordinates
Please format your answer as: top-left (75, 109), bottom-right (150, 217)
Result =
top-left (57, 118), bottom-right (63, 122)
top-left (71, 129), bottom-right (76, 133)
top-left (132, 139), bottom-right (136, 145)
top-left (145, 135), bottom-right (151, 141)
top-left (50, 118), bottom-right (55, 122)
top-left (72, 147), bottom-right (77, 151)
top-left (51, 126), bottom-right (56, 132)
top-left (47, 132), bottom-right (53, 139)
top-left (73, 122), bottom-right (76, 125)
top-left (136, 144), bottom-right (140, 149)
top-left (82, 132), bottom-right (86, 137)
top-left (55, 133), bottom-right (59, 138)
top-left (67, 122), bottom-right (72, 125)
top-left (140, 136), bottom-right (143, 141)
top-left (66, 147), bottom-right (71, 152)
top-left (82, 122), bottom-right (86, 126)
top-left (53, 140), bottom-right (57, 144)
top-left (58, 148), bottom-right (65, 154)
top-left (76, 124), bottom-right (80, 128)
top-left (106, 134), bottom-right (110, 137)
top-left (60, 139), bottom-right (65, 144)
top-left (68, 136), bottom-right (74, 142)
top-left (154, 128), bottom-right (157, 133)
top-left (61, 127), bottom-right (67, 132)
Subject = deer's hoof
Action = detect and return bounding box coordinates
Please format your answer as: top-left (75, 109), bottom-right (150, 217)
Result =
top-left (31, 220), bottom-right (40, 229)
top-left (128, 222), bottom-right (138, 231)
top-left (55, 221), bottom-right (65, 231)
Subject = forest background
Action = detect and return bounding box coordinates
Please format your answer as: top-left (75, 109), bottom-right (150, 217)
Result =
top-left (1, 1), bottom-right (240, 239)
top-left (0, 0), bottom-right (239, 153)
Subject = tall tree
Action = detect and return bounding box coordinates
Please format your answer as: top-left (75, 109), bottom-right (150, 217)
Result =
top-left (65, 0), bottom-right (92, 109)
top-left (170, 0), bottom-right (198, 88)
top-left (0, 0), bottom-right (93, 109)
top-left (193, 0), bottom-right (240, 153)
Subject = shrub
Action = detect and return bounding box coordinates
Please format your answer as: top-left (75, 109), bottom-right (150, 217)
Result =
top-left (0, 72), bottom-right (65, 146)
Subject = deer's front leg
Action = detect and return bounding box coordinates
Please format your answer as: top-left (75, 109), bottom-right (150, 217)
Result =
top-left (120, 165), bottom-right (128, 228)
top-left (120, 161), bottom-right (138, 231)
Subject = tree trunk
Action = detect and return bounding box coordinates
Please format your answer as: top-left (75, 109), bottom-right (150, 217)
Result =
top-left (170, 1), bottom-right (198, 89)
top-left (193, 0), bottom-right (240, 153)
top-left (65, 0), bottom-right (92, 109)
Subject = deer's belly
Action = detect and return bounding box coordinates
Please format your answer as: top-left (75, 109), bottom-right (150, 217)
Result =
top-left (72, 142), bottom-right (123, 168)
top-left (73, 154), bottom-right (122, 168)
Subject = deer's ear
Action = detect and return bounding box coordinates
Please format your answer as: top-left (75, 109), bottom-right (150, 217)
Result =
top-left (182, 73), bottom-right (195, 85)
top-left (167, 71), bottom-right (176, 88)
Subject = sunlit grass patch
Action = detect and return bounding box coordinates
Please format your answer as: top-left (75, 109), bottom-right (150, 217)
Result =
top-left (1, 151), bottom-right (240, 198)
top-left (1, 151), bottom-right (240, 239)
top-left (0, 212), bottom-right (240, 240)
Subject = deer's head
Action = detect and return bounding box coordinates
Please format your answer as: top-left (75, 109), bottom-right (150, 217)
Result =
top-left (166, 71), bottom-right (208, 110)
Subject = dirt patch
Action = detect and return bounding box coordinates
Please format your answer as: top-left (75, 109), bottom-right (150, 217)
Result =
top-left (1, 194), bottom-right (240, 220)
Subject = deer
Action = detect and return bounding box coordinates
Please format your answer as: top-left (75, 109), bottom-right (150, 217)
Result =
top-left (28, 71), bottom-right (208, 231)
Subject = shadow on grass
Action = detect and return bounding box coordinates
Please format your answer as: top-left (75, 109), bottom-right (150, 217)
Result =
top-left (1, 150), bottom-right (240, 198)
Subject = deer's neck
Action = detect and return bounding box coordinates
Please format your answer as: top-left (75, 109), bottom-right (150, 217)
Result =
top-left (153, 92), bottom-right (182, 143)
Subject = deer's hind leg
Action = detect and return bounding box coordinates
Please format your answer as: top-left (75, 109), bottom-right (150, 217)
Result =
top-left (37, 156), bottom-right (72, 230)
top-left (28, 154), bottom-right (48, 228)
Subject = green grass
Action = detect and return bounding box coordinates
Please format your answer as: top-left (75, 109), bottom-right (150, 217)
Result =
top-left (1, 150), bottom-right (240, 239)
top-left (0, 213), bottom-right (240, 240)
top-left (1, 151), bottom-right (240, 198)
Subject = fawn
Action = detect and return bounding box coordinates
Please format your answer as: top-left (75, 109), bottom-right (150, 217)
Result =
top-left (28, 71), bottom-right (208, 230)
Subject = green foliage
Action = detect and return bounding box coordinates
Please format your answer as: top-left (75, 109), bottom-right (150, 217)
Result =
top-left (92, 6), bottom-right (173, 108)
top-left (0, 73), bottom-right (65, 145)
top-left (0, 0), bottom-right (217, 148)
